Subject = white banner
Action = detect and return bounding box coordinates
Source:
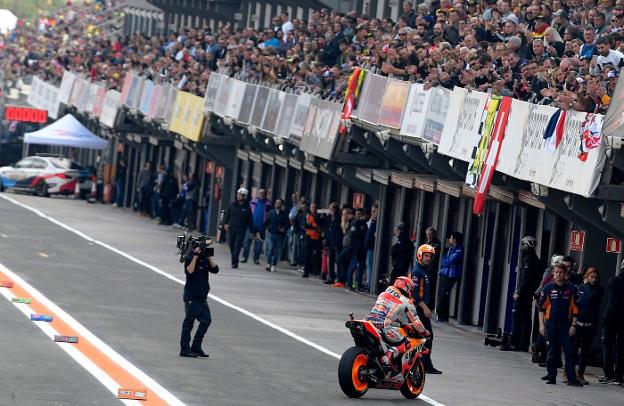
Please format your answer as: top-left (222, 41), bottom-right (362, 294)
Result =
top-left (422, 87), bottom-right (451, 145)
top-left (58, 70), bottom-right (76, 104)
top-left (146, 84), bottom-right (162, 118)
top-left (275, 93), bottom-right (297, 138)
top-left (204, 72), bottom-right (224, 112)
top-left (92, 85), bottom-right (106, 117)
top-left (290, 93), bottom-right (311, 138)
top-left (250, 86), bottom-right (270, 128)
top-left (100, 90), bottom-right (121, 128)
top-left (301, 98), bottom-right (341, 160)
top-left (262, 89), bottom-right (284, 133)
top-left (83, 83), bottom-right (99, 113)
top-left (225, 79), bottom-right (246, 119)
top-left (438, 87), bottom-right (489, 162)
top-left (353, 73), bottom-right (388, 124)
top-left (26, 77), bottom-right (60, 119)
top-left (400, 83), bottom-right (431, 139)
top-left (237, 83), bottom-right (257, 124)
top-left (27, 76), bottom-right (42, 108)
top-left (163, 85), bottom-right (177, 123)
top-left (125, 75), bottom-right (144, 109)
top-left (139, 79), bottom-right (154, 115)
top-left (214, 76), bottom-right (232, 117)
top-left (497, 100), bottom-right (532, 176)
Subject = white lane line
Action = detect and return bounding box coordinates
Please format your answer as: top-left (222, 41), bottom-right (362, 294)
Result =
top-left (1, 233), bottom-right (8, 238)
top-left (0, 271), bottom-right (139, 406)
top-left (0, 194), bottom-right (445, 406)
top-left (38, 252), bottom-right (49, 258)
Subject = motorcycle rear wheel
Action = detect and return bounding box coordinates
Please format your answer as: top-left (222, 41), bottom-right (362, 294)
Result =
top-left (401, 358), bottom-right (425, 399)
top-left (338, 346), bottom-right (369, 398)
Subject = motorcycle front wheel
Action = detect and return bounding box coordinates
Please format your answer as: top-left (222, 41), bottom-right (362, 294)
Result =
top-left (401, 358), bottom-right (425, 399)
top-left (338, 346), bottom-right (369, 398)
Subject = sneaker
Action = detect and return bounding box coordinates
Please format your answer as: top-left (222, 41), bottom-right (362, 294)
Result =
top-left (179, 350), bottom-right (198, 358)
top-left (301, 273), bottom-right (309, 278)
top-left (265, 266), bottom-right (271, 272)
top-left (578, 377), bottom-right (589, 385)
top-left (241, 258), bottom-right (248, 264)
top-left (541, 375), bottom-right (554, 381)
top-left (567, 381), bottom-right (583, 387)
top-left (231, 264), bottom-right (238, 269)
top-left (598, 376), bottom-right (616, 384)
top-left (323, 279), bottom-right (335, 285)
top-left (332, 282), bottom-right (345, 288)
top-left (425, 367), bottom-right (442, 374)
top-left (545, 378), bottom-right (556, 385)
top-left (298, 267), bottom-right (304, 273)
top-left (270, 265), bottom-right (276, 272)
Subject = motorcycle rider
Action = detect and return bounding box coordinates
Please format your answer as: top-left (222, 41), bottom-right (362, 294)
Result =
top-left (366, 276), bottom-right (428, 372)
top-left (410, 244), bottom-right (442, 374)
top-left (501, 236), bottom-right (542, 352)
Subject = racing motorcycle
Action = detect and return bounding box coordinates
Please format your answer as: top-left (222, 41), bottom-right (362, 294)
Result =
top-left (338, 313), bottom-right (428, 399)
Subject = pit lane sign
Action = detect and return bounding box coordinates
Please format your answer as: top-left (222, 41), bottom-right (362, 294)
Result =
top-left (606, 237), bottom-right (621, 254)
top-left (570, 230), bottom-right (585, 252)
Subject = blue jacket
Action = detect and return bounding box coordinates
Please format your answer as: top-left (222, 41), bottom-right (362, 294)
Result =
top-left (439, 244), bottom-right (464, 279)
top-left (409, 262), bottom-right (430, 306)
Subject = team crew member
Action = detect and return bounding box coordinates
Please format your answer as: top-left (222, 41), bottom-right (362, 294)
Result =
top-left (223, 188), bottom-right (251, 268)
top-left (410, 244), bottom-right (442, 374)
top-left (538, 264), bottom-right (582, 386)
top-left (575, 267), bottom-right (603, 385)
top-left (180, 240), bottom-right (219, 357)
top-left (366, 276), bottom-right (428, 372)
top-left (600, 260), bottom-right (624, 384)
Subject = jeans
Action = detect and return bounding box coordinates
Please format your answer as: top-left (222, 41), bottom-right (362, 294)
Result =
top-left (575, 324), bottom-right (597, 375)
top-left (151, 191), bottom-right (160, 218)
top-left (366, 249), bottom-right (375, 289)
top-left (602, 322), bottom-right (624, 379)
top-left (437, 274), bottom-right (457, 322)
top-left (228, 230), bottom-right (245, 266)
top-left (327, 247), bottom-right (339, 282)
top-left (346, 254), bottom-right (366, 289)
top-left (545, 320), bottom-right (577, 381)
top-left (266, 232), bottom-right (286, 266)
top-left (242, 229), bottom-right (265, 261)
top-left (114, 178), bottom-right (124, 206)
top-left (510, 297), bottom-right (533, 350)
top-left (180, 300), bottom-right (212, 352)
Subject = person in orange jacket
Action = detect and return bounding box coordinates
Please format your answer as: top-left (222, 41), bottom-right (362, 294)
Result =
top-left (303, 203), bottom-right (323, 278)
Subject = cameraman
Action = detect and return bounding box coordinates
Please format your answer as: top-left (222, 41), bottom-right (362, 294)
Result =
top-left (180, 239), bottom-right (219, 358)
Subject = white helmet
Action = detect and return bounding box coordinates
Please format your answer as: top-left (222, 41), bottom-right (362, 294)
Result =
top-left (521, 236), bottom-right (537, 248)
top-left (550, 254), bottom-right (565, 267)
top-left (237, 188), bottom-right (249, 197)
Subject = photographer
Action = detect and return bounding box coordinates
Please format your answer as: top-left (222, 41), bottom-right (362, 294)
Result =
top-left (180, 238), bottom-right (219, 358)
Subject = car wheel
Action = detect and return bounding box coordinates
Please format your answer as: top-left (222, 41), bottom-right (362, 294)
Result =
top-left (36, 181), bottom-right (49, 197)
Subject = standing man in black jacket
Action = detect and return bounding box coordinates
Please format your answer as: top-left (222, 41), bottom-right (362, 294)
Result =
top-left (502, 236), bottom-right (542, 352)
top-left (323, 202), bottom-right (342, 285)
top-left (265, 198), bottom-right (290, 272)
top-left (390, 222), bottom-right (414, 285)
top-left (223, 188), bottom-right (251, 269)
top-left (600, 260), bottom-right (624, 384)
top-left (180, 239), bottom-right (219, 358)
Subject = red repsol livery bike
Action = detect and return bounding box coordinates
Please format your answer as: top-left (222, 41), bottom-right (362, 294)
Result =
top-left (338, 313), bottom-right (428, 399)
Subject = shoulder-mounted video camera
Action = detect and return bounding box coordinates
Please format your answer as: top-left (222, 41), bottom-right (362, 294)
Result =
top-left (176, 233), bottom-right (214, 262)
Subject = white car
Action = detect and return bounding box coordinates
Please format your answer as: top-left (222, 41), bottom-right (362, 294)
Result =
top-left (0, 155), bottom-right (92, 197)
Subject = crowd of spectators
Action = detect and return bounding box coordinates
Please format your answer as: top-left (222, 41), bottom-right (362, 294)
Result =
top-left (2, 0), bottom-right (624, 115)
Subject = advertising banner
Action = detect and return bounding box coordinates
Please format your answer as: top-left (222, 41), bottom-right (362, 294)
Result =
top-left (378, 79), bottom-right (410, 128)
top-left (181, 93), bottom-right (205, 142)
top-left (169, 90), bottom-right (187, 135)
top-left (119, 72), bottom-right (134, 105)
top-left (497, 100), bottom-right (532, 176)
top-left (100, 90), bottom-right (121, 128)
top-left (300, 98), bottom-right (341, 160)
top-left (262, 89), bottom-right (284, 134)
top-left (204, 72), bottom-right (224, 112)
top-left (225, 79), bottom-right (247, 119)
top-left (58, 71), bottom-right (77, 104)
top-left (438, 87), bottom-right (489, 162)
top-left (83, 82), bottom-right (99, 113)
top-left (27, 76), bottom-right (41, 108)
top-left (155, 84), bottom-right (172, 120)
top-left (237, 83), bottom-right (257, 124)
top-left (139, 79), bottom-right (154, 115)
top-left (422, 87), bottom-right (451, 145)
top-left (163, 85), bottom-right (177, 123)
top-left (250, 86), bottom-right (270, 128)
top-left (125, 75), bottom-right (144, 109)
top-left (214, 76), bottom-right (231, 117)
top-left (602, 74), bottom-right (624, 139)
top-left (400, 83), bottom-right (430, 139)
top-left (465, 95), bottom-right (503, 188)
top-left (146, 84), bottom-right (163, 118)
top-left (275, 93), bottom-right (298, 138)
top-left (353, 73), bottom-right (388, 124)
top-left (92, 85), bottom-right (106, 117)
top-left (290, 93), bottom-right (311, 138)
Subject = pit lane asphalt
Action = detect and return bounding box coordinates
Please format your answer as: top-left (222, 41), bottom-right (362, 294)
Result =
top-left (0, 193), bottom-right (622, 406)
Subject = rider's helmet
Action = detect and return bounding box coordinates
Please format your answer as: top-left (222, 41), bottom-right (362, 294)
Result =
top-left (416, 244), bottom-right (436, 264)
top-left (521, 236), bottom-right (537, 249)
top-left (393, 276), bottom-right (415, 298)
top-left (550, 254), bottom-right (565, 267)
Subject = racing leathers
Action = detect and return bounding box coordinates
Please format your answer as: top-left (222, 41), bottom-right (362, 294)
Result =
top-left (366, 286), bottom-right (426, 369)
